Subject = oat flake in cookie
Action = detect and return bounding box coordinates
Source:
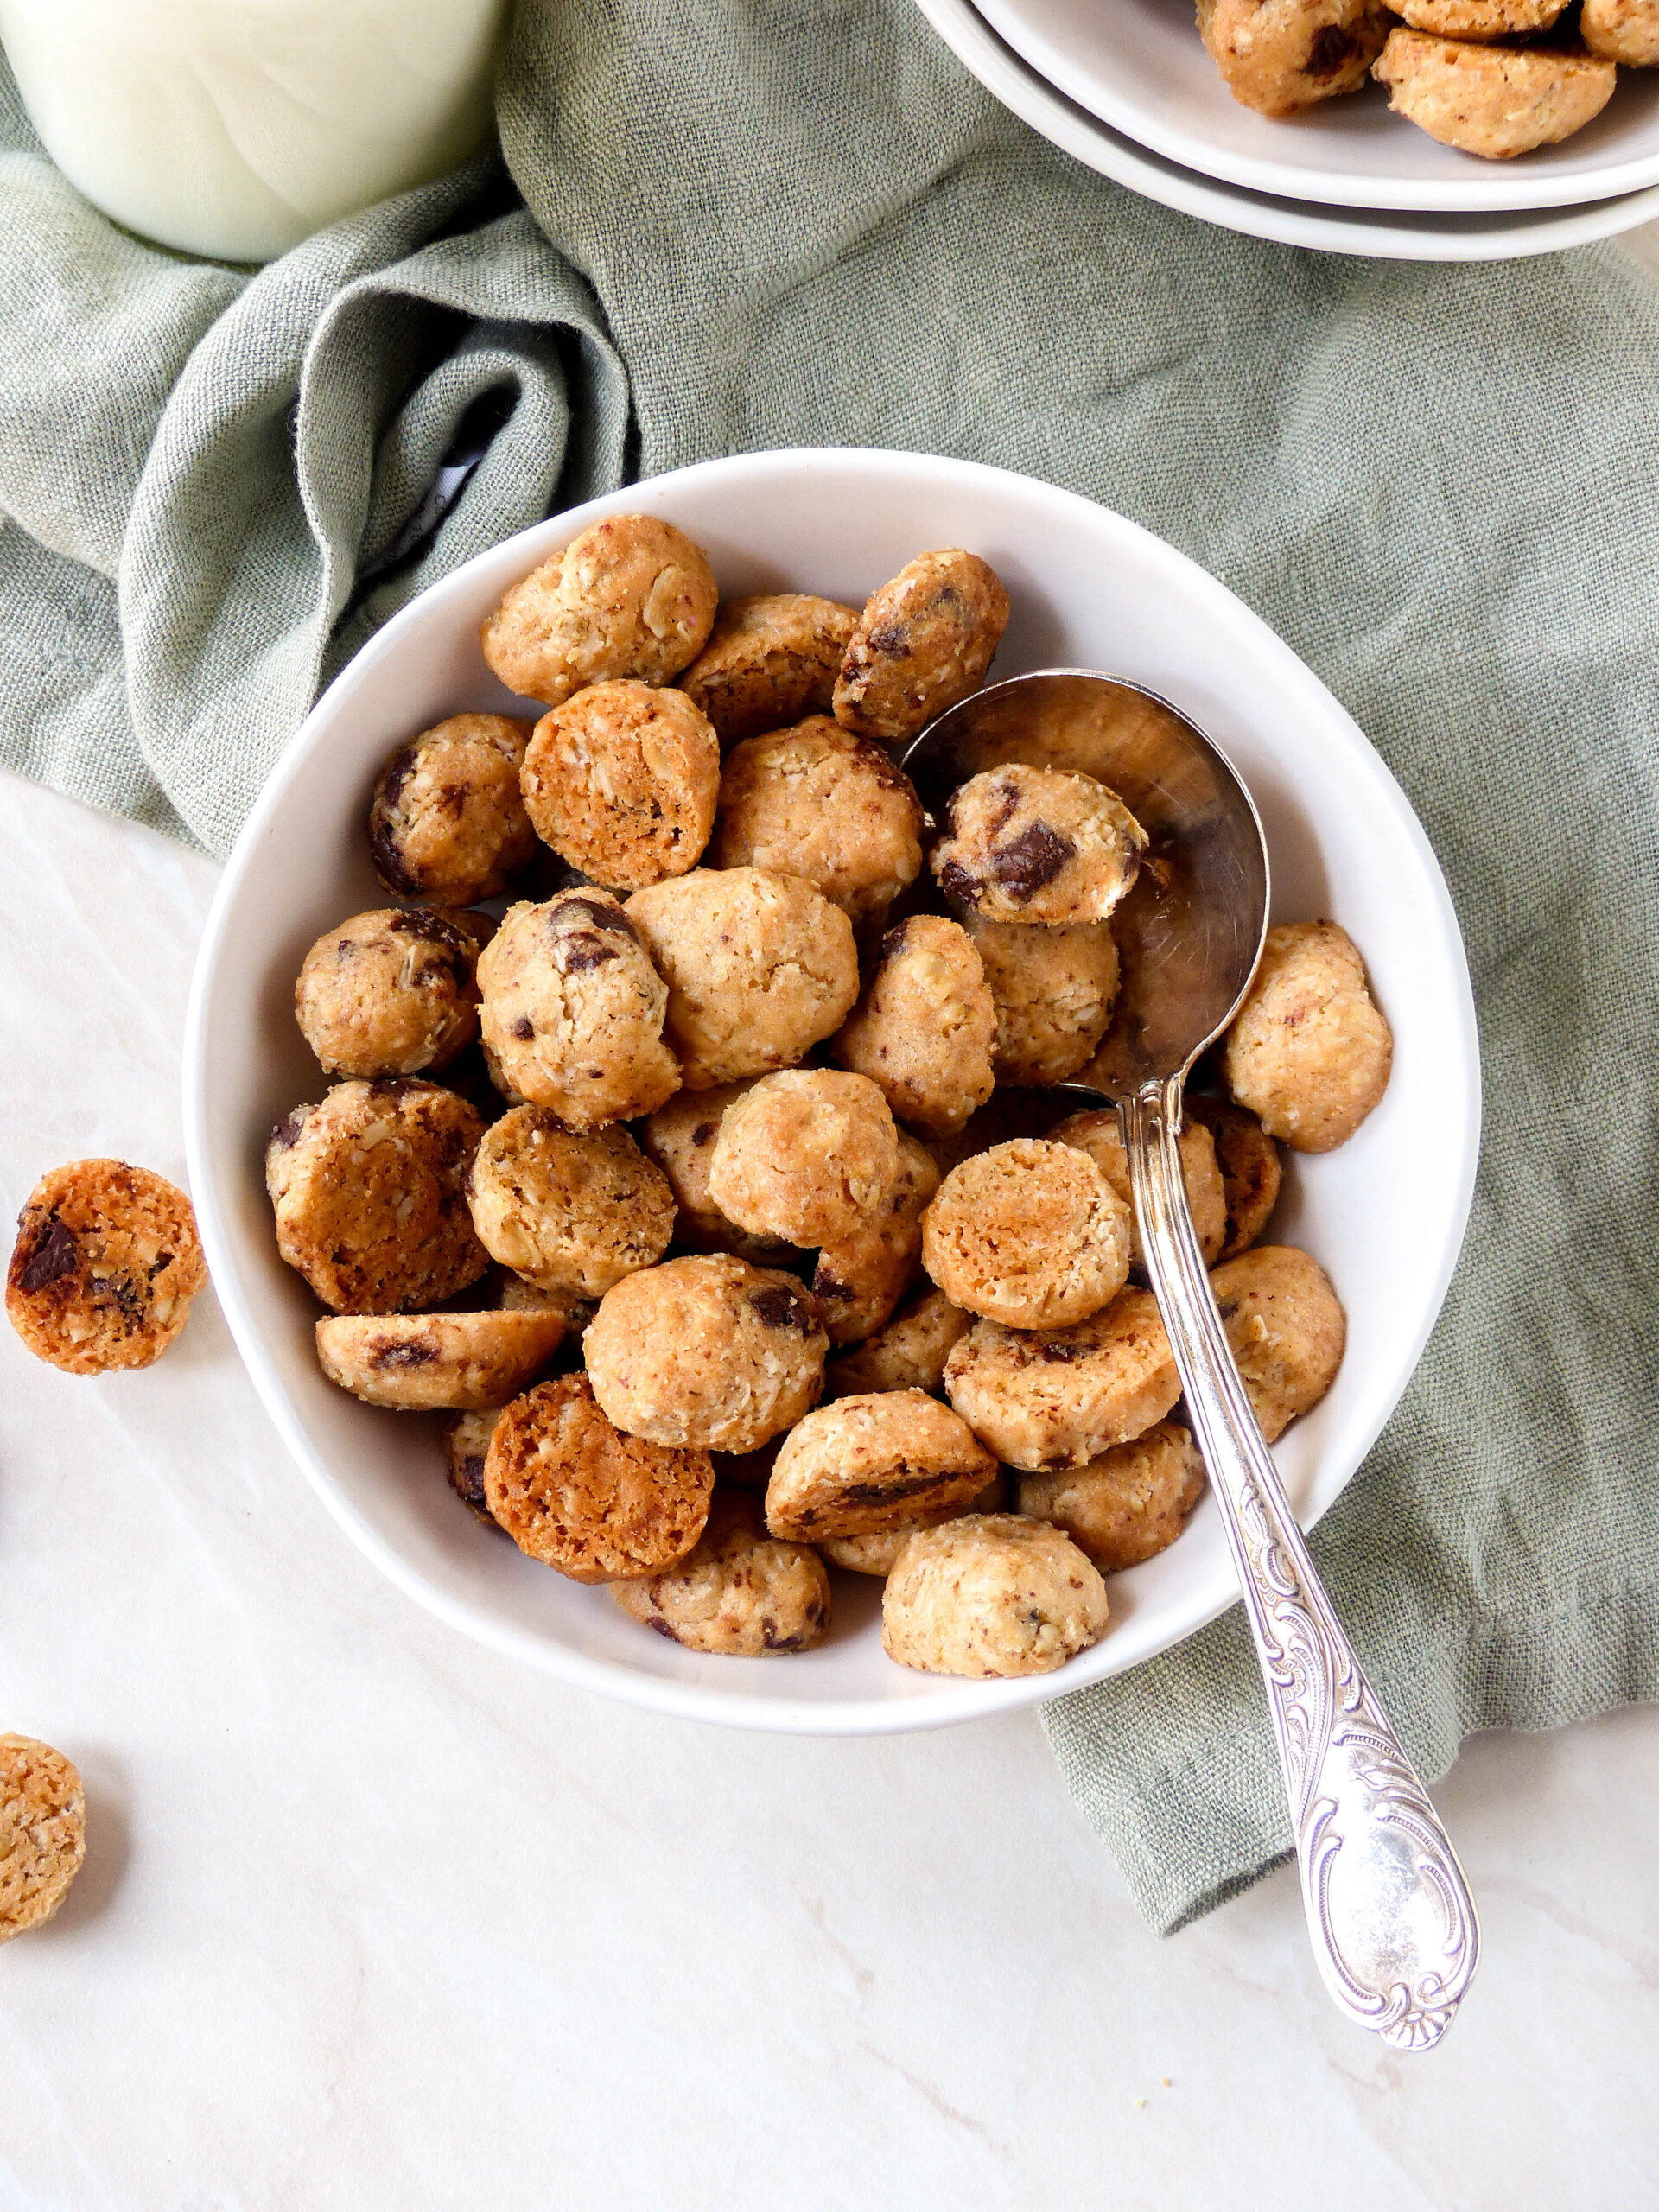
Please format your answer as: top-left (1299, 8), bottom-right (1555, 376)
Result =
top-left (612, 1491), bottom-right (831, 1656)
top-left (881, 1515), bottom-right (1109, 1678)
top-left (0, 1736), bottom-right (86, 1941)
top-left (7, 1160), bottom-right (207, 1374)
top-left (367, 715), bottom-right (537, 906)
top-left (834, 550), bottom-right (1010, 745)
top-left (931, 764), bottom-right (1147, 928)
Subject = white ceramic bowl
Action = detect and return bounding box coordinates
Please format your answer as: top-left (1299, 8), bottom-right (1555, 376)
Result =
top-left (185, 448), bottom-right (1479, 1735)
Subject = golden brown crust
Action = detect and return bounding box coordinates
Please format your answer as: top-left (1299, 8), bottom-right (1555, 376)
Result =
top-left (367, 715), bottom-right (537, 906)
top-left (708, 1069), bottom-right (900, 1250)
top-left (0, 1736), bottom-right (86, 1941)
top-left (710, 716), bottom-right (924, 922)
top-left (466, 1108), bottom-right (675, 1298)
top-left (1392, 0), bottom-right (1566, 35)
top-left (315, 1309), bottom-right (567, 1410)
top-left (1199, 0), bottom-right (1393, 113)
top-left (1016, 1422), bottom-right (1206, 1571)
top-left (765, 1389), bottom-right (996, 1541)
top-left (1222, 920), bottom-right (1393, 1153)
top-left (944, 1286), bottom-right (1180, 1471)
top-left (7, 1160), bottom-right (207, 1375)
top-left (880, 1515), bottom-right (1109, 1676)
top-left (295, 907), bottom-right (485, 1079)
top-left (823, 1285), bottom-right (973, 1398)
top-left (1184, 1096), bottom-right (1283, 1262)
top-left (1582, 0), bottom-right (1659, 64)
top-left (612, 1490), bottom-right (831, 1654)
top-left (831, 915), bottom-right (996, 1137)
top-left (519, 682), bottom-right (719, 892)
top-left (679, 594), bottom-right (860, 748)
top-left (931, 765), bottom-right (1147, 927)
top-left (834, 550), bottom-right (1010, 744)
top-left (1371, 30), bottom-right (1615, 156)
top-left (957, 911), bottom-right (1120, 1088)
top-left (1049, 1108), bottom-right (1227, 1268)
top-left (922, 1138), bottom-right (1130, 1330)
top-left (1210, 1245), bottom-right (1345, 1442)
top-left (811, 1131), bottom-right (939, 1347)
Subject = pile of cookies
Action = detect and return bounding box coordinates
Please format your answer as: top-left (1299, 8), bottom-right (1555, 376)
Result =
top-left (1198, 0), bottom-right (1650, 157)
top-left (265, 511), bottom-right (1394, 1681)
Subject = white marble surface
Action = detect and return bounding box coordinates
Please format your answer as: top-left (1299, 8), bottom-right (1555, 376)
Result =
top-left (3, 488), bottom-right (1658, 2199)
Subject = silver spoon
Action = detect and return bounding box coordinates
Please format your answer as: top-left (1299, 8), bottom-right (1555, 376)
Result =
top-left (904, 670), bottom-right (1480, 2051)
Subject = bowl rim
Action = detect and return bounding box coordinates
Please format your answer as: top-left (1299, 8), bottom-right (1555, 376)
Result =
top-left (183, 446), bottom-right (1482, 1736)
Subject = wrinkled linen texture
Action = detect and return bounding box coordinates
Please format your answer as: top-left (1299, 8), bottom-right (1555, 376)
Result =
top-left (3, 0), bottom-right (1657, 1931)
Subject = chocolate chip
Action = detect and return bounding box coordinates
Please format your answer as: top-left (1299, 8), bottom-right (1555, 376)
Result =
top-left (557, 898), bottom-right (635, 939)
top-left (372, 1340), bottom-right (437, 1369)
top-left (268, 1110), bottom-right (308, 1153)
top-left (1215, 1298), bottom-right (1238, 1324)
top-left (16, 1217), bottom-right (80, 1294)
top-left (1034, 1338), bottom-right (1088, 1364)
top-left (991, 822), bottom-right (1072, 901)
top-left (690, 1122), bottom-right (717, 1147)
top-left (749, 1285), bottom-right (813, 1333)
top-left (935, 858), bottom-right (981, 907)
top-left (558, 933), bottom-right (621, 973)
top-left (512, 1016), bottom-right (535, 1040)
top-left (991, 779), bottom-right (1023, 835)
top-left (1305, 23), bottom-right (1356, 73)
top-left (387, 909), bottom-right (470, 960)
top-left (453, 1452), bottom-right (487, 1507)
top-left (863, 622), bottom-right (910, 657)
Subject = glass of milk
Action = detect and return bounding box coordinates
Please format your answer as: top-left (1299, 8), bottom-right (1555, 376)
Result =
top-left (0, 0), bottom-right (510, 264)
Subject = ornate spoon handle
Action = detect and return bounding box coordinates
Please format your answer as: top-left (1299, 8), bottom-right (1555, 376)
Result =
top-left (1120, 1077), bottom-right (1480, 2050)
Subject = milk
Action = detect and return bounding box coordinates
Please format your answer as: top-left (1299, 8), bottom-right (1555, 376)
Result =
top-left (0, 0), bottom-right (508, 263)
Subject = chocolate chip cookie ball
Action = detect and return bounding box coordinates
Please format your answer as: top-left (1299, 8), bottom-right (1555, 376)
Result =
top-left (1211, 1245), bottom-right (1344, 1442)
top-left (922, 1139), bottom-right (1130, 1331)
top-left (944, 1286), bottom-right (1180, 1471)
top-left (480, 513), bottom-right (718, 706)
top-left (709, 716), bottom-right (925, 923)
top-left (1185, 1096), bottom-right (1282, 1262)
top-left (1222, 920), bottom-right (1392, 1153)
top-left (612, 1490), bottom-right (831, 1655)
top-left (7, 1160), bottom-right (207, 1375)
top-left (485, 1373), bottom-right (714, 1583)
top-left (811, 1129), bottom-right (939, 1347)
top-left (833, 550), bottom-right (1010, 745)
top-left (519, 681), bottom-right (720, 891)
top-left (1050, 1107), bottom-right (1227, 1269)
top-left (708, 1069), bottom-right (900, 1250)
top-left (1583, 0), bottom-right (1659, 64)
top-left (625, 867), bottom-right (860, 1090)
top-left (367, 714), bottom-right (537, 906)
top-left (0, 1737), bottom-right (86, 1942)
top-left (586, 1255), bottom-right (827, 1453)
top-left (476, 890), bottom-right (678, 1129)
top-left (881, 1515), bottom-right (1109, 1678)
top-left (266, 1080), bottom-right (488, 1314)
top-left (467, 1108), bottom-right (674, 1300)
top-left (831, 916), bottom-right (995, 1137)
top-left (931, 765), bottom-right (1147, 927)
top-left (679, 594), bottom-right (860, 748)
top-left (958, 912), bottom-right (1120, 1087)
top-left (765, 1389), bottom-right (996, 1541)
top-left (824, 1285), bottom-right (973, 1400)
top-left (1371, 29), bottom-right (1612, 155)
top-left (314, 1307), bottom-right (568, 1411)
top-left (1016, 1421), bottom-right (1205, 1572)
top-left (1198, 0), bottom-right (1391, 114)
top-left (295, 907), bottom-right (486, 1080)
top-left (637, 1081), bottom-right (791, 1260)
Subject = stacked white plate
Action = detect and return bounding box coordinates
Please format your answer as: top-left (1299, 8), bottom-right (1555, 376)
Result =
top-left (913, 0), bottom-right (1659, 257)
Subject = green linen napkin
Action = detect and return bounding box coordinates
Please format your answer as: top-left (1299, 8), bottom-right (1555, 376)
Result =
top-left (4, 2), bottom-right (1658, 1932)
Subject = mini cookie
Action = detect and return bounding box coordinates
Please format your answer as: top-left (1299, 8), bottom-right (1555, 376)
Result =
top-left (944, 1286), bottom-right (1180, 1471)
top-left (625, 868), bottom-right (860, 1090)
top-left (1222, 920), bottom-right (1392, 1153)
top-left (519, 681), bottom-right (719, 892)
top-left (881, 1515), bottom-right (1109, 1678)
top-left (824, 1285), bottom-right (973, 1399)
top-left (764, 1389), bottom-right (996, 1541)
top-left (1016, 1421), bottom-right (1205, 1572)
top-left (1211, 1245), bottom-right (1344, 1443)
top-left (1050, 1107), bottom-right (1227, 1268)
top-left (442, 1407), bottom-right (509, 1525)
top-left (467, 1108), bottom-right (674, 1298)
top-left (708, 1069), bottom-right (900, 1249)
top-left (958, 912), bottom-right (1120, 1087)
top-left (821, 1471), bottom-right (1008, 1574)
top-left (266, 1081), bottom-right (488, 1314)
top-left (1393, 0), bottom-right (1566, 33)
top-left (831, 916), bottom-right (995, 1137)
top-left (931, 765), bottom-right (1147, 926)
top-left (678, 594), bottom-right (860, 747)
top-left (709, 716), bottom-right (925, 922)
top-left (0, 1736), bottom-right (86, 1942)
top-left (638, 1082), bottom-right (792, 1260)
top-left (485, 1373), bottom-right (713, 1582)
top-left (1371, 31), bottom-right (1615, 156)
top-left (315, 1308), bottom-right (567, 1410)
top-left (921, 1139), bottom-right (1130, 1330)
top-left (1198, 0), bottom-right (1392, 113)
top-left (811, 1130), bottom-right (940, 1348)
top-left (475, 890), bottom-right (679, 1129)
top-left (1184, 1096), bottom-right (1283, 1262)
top-left (8, 1160), bottom-right (207, 1375)
top-left (480, 514), bottom-right (718, 706)
top-left (613, 1491), bottom-right (831, 1654)
top-left (1583, 0), bottom-right (1659, 63)
top-left (833, 550), bottom-right (1010, 745)
top-left (294, 907), bottom-right (486, 1079)
top-left (585, 1255), bottom-right (828, 1452)
top-left (367, 714), bottom-right (537, 905)
top-left (498, 1272), bottom-right (598, 1333)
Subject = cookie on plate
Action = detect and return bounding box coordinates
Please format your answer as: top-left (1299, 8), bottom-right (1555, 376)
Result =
top-left (1198, 0), bottom-right (1392, 113)
top-left (612, 1490), bottom-right (831, 1655)
top-left (831, 916), bottom-right (995, 1137)
top-left (314, 1307), bottom-right (568, 1410)
top-left (833, 550), bottom-right (1010, 744)
top-left (922, 1138), bottom-right (1130, 1330)
top-left (637, 1082), bottom-right (793, 1260)
top-left (1391, 0), bottom-right (1565, 33)
top-left (957, 911), bottom-right (1120, 1088)
top-left (823, 1284), bottom-right (973, 1399)
top-left (1371, 30), bottom-right (1615, 156)
top-left (294, 907), bottom-right (486, 1080)
top-left (811, 1130), bottom-right (939, 1347)
top-left (764, 1389), bottom-right (995, 1541)
top-left (1222, 920), bottom-right (1392, 1152)
top-left (881, 1515), bottom-right (1109, 1677)
top-left (678, 594), bottom-right (860, 747)
top-left (367, 715), bottom-right (537, 906)
top-left (1582, 0), bottom-right (1659, 63)
top-left (1184, 1096), bottom-right (1282, 1262)
top-left (1049, 1106), bottom-right (1226, 1269)
top-left (7, 1160), bottom-right (207, 1375)
top-left (931, 765), bottom-right (1147, 927)
top-left (820, 1469), bottom-right (1007, 1575)
top-left (1211, 1245), bottom-right (1344, 1442)
top-left (441, 1407), bottom-right (509, 1526)
top-left (519, 681), bottom-right (719, 892)
top-left (708, 1069), bottom-right (900, 1250)
top-left (0, 1736), bottom-right (86, 1942)
top-left (1016, 1421), bottom-right (1206, 1572)
top-left (467, 1108), bottom-right (675, 1299)
top-left (709, 716), bottom-right (924, 922)
top-left (944, 1286), bottom-right (1180, 1471)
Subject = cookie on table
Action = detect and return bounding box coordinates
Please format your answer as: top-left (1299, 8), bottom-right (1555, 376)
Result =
top-left (831, 916), bottom-right (995, 1138)
top-left (1222, 920), bottom-right (1392, 1153)
top-left (1391, 0), bottom-right (1565, 33)
top-left (480, 514), bottom-right (718, 706)
top-left (519, 681), bottom-right (719, 892)
top-left (931, 765), bottom-right (1147, 927)
top-left (1211, 1245), bottom-right (1344, 1442)
top-left (315, 1307), bottom-right (567, 1411)
top-left (811, 1130), bottom-right (939, 1348)
top-left (294, 907), bottom-right (486, 1080)
top-left (467, 1108), bottom-right (674, 1300)
top-left (1371, 31), bottom-right (1615, 156)
top-left (1198, 0), bottom-right (1392, 112)
top-left (678, 594), bottom-right (860, 748)
top-left (820, 1470), bottom-right (1007, 1575)
top-left (823, 1285), bottom-right (973, 1399)
top-left (1184, 1096), bottom-right (1282, 1262)
top-left (7, 1160), bottom-right (207, 1375)
top-left (266, 1081), bottom-right (488, 1315)
top-left (944, 1286), bottom-right (1180, 1471)
top-left (442, 1407), bottom-right (509, 1526)
top-left (881, 1515), bottom-right (1109, 1678)
top-left (485, 1373), bottom-right (713, 1582)
top-left (0, 1736), bottom-right (86, 1942)
top-left (1049, 1107), bottom-right (1226, 1269)
top-left (637, 1082), bottom-right (792, 1261)
top-left (708, 1069), bottom-right (900, 1251)
top-left (624, 867), bottom-right (860, 1090)
top-left (1583, 0), bottom-right (1659, 63)
top-left (475, 890), bottom-right (679, 1129)
top-left (367, 714), bottom-right (537, 906)
top-left (957, 911), bottom-right (1120, 1088)
top-left (709, 716), bottom-right (925, 923)
top-left (833, 550), bottom-right (1010, 745)
top-left (612, 1491), bottom-right (831, 1655)
top-left (1016, 1421), bottom-right (1205, 1572)
top-left (585, 1255), bottom-right (828, 1453)
top-left (922, 1139), bottom-right (1130, 1331)
top-left (765, 1389), bottom-right (996, 1541)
